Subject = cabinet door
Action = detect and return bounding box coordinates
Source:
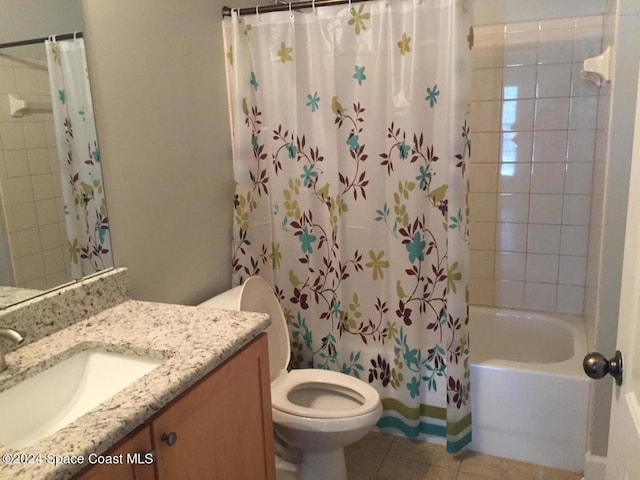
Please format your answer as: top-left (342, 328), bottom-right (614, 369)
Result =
top-left (74, 426), bottom-right (155, 480)
top-left (153, 334), bottom-right (275, 480)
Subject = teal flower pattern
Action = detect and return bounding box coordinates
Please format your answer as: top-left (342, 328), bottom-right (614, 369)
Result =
top-left (299, 226), bottom-right (317, 253)
top-left (226, 1), bottom-right (472, 455)
top-left (250, 71), bottom-right (259, 91)
top-left (425, 84), bottom-right (440, 107)
top-left (353, 65), bottom-right (366, 86)
top-left (306, 91), bottom-right (320, 112)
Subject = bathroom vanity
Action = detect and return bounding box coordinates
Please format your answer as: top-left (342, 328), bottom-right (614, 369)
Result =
top-left (0, 268), bottom-right (275, 479)
top-left (75, 335), bottom-right (275, 480)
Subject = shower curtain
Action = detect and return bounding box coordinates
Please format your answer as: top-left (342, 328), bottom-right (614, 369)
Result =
top-left (45, 37), bottom-right (112, 279)
top-left (224, 0), bottom-right (472, 452)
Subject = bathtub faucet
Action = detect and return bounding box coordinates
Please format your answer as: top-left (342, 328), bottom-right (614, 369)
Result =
top-left (0, 328), bottom-right (24, 372)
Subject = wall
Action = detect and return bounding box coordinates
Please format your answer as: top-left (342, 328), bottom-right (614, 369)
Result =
top-left (0, 54), bottom-right (70, 289)
top-left (469, 16), bottom-right (604, 315)
top-left (81, 0), bottom-right (245, 304)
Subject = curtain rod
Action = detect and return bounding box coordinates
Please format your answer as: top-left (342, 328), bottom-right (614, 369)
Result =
top-left (222, 0), bottom-right (370, 17)
top-left (0, 32), bottom-right (83, 50)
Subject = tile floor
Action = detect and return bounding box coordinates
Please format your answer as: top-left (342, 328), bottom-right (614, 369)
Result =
top-left (344, 431), bottom-right (583, 480)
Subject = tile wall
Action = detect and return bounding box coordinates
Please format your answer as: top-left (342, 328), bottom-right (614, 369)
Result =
top-left (0, 53), bottom-right (70, 290)
top-left (469, 15), bottom-right (604, 315)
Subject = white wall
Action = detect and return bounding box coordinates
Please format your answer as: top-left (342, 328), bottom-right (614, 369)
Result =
top-left (82, 0), bottom-right (244, 304)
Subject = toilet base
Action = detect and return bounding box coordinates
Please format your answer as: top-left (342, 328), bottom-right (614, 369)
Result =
top-left (297, 448), bottom-right (347, 480)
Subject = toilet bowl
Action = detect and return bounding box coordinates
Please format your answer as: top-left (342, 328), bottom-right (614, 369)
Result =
top-left (199, 276), bottom-right (382, 480)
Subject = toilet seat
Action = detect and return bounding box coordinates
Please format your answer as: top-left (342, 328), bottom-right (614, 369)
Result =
top-left (271, 369), bottom-right (380, 419)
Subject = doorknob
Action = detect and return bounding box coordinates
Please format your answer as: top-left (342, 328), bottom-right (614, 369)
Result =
top-left (583, 350), bottom-right (623, 386)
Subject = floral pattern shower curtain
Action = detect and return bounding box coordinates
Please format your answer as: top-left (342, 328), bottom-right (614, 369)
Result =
top-left (224, 0), bottom-right (472, 452)
top-left (45, 37), bottom-right (112, 279)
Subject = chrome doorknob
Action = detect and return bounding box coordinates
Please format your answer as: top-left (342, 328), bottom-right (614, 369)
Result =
top-left (583, 350), bottom-right (623, 386)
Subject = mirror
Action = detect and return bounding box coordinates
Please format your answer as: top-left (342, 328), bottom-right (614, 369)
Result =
top-left (0, 0), bottom-right (113, 308)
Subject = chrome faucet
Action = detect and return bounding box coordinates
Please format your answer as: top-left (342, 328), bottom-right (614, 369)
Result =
top-left (0, 328), bottom-right (24, 372)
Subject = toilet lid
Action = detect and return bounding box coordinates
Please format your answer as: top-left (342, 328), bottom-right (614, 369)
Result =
top-left (240, 276), bottom-right (291, 382)
top-left (271, 369), bottom-right (381, 419)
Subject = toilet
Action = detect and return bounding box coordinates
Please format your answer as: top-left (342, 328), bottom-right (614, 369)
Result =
top-left (199, 276), bottom-right (382, 480)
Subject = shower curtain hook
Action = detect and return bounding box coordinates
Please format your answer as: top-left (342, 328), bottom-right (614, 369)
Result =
top-left (256, 5), bottom-right (261, 21)
top-left (312, 0), bottom-right (317, 15)
top-left (289, 1), bottom-right (293, 18)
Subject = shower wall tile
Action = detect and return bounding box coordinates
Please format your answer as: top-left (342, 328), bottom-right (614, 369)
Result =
top-left (0, 55), bottom-right (70, 290)
top-left (470, 14), bottom-right (602, 314)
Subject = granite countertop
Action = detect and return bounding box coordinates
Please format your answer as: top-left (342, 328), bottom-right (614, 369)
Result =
top-left (0, 299), bottom-right (270, 480)
top-left (0, 287), bottom-right (43, 310)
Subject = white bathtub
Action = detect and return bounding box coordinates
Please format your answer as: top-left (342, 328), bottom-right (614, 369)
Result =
top-left (469, 306), bottom-right (589, 472)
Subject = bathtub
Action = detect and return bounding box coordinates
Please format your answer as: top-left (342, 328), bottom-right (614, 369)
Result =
top-left (469, 306), bottom-right (589, 472)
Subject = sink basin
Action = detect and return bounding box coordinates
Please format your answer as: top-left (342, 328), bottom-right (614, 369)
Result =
top-left (0, 350), bottom-right (163, 447)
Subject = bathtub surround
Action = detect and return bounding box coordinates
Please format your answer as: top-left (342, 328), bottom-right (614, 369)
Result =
top-left (469, 15), bottom-right (604, 316)
top-left (225, 0), bottom-right (472, 453)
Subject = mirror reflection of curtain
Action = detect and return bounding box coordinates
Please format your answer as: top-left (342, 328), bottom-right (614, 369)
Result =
top-left (45, 37), bottom-right (112, 279)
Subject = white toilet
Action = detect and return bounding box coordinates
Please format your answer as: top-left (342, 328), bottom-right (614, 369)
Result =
top-left (199, 276), bottom-right (382, 480)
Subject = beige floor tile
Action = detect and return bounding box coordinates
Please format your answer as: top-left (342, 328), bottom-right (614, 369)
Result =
top-left (345, 448), bottom-right (385, 479)
top-left (459, 451), bottom-right (541, 480)
top-left (388, 436), bottom-right (462, 470)
top-left (374, 457), bottom-right (457, 480)
top-left (542, 466), bottom-right (583, 480)
top-left (352, 430), bottom-right (395, 455)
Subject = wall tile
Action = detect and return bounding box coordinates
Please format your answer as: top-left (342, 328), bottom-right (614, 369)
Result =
top-left (503, 66), bottom-right (537, 99)
top-left (495, 280), bottom-right (525, 309)
top-left (495, 252), bottom-right (526, 281)
top-left (470, 193), bottom-right (498, 222)
top-left (530, 163), bottom-right (566, 194)
top-left (470, 163), bottom-right (499, 193)
top-left (560, 225), bottom-right (589, 256)
top-left (496, 222), bottom-right (528, 252)
top-left (501, 131), bottom-right (533, 163)
top-left (527, 224), bottom-right (561, 254)
top-left (532, 131), bottom-right (568, 163)
top-left (559, 255), bottom-right (588, 285)
top-left (498, 163), bottom-right (531, 193)
top-left (470, 221), bottom-right (496, 251)
top-left (557, 285), bottom-right (585, 314)
top-left (471, 132), bottom-right (500, 163)
top-left (524, 282), bottom-right (558, 311)
top-left (469, 14), bottom-right (601, 314)
top-left (502, 99), bottom-right (535, 131)
top-left (538, 28), bottom-right (575, 64)
top-left (529, 194), bottom-right (563, 224)
top-left (497, 193), bottom-right (529, 223)
top-left (473, 68), bottom-right (503, 101)
top-left (565, 163), bottom-right (593, 194)
top-left (526, 253), bottom-right (560, 283)
top-left (562, 194), bottom-right (591, 225)
top-left (536, 63), bottom-right (573, 98)
top-left (535, 97), bottom-right (570, 130)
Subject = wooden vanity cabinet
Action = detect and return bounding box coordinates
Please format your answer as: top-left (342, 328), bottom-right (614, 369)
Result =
top-left (74, 427), bottom-right (154, 480)
top-left (75, 334), bottom-right (275, 480)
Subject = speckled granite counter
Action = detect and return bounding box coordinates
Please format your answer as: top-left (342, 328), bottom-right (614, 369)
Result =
top-left (0, 299), bottom-right (269, 480)
top-left (0, 287), bottom-right (42, 310)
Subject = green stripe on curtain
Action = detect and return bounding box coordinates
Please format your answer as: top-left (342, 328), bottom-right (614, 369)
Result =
top-left (380, 398), bottom-right (472, 453)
